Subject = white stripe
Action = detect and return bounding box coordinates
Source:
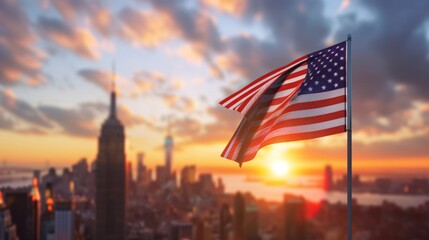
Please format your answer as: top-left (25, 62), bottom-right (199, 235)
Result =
top-left (255, 104), bottom-right (345, 140)
top-left (278, 103), bottom-right (345, 121)
top-left (289, 88), bottom-right (345, 104)
top-left (265, 118), bottom-right (345, 139)
top-left (245, 118), bottom-right (345, 154)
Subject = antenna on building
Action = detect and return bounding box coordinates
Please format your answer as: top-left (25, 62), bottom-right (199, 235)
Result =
top-left (111, 61), bottom-right (116, 93)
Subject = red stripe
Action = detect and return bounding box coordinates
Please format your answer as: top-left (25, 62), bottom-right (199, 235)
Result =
top-left (235, 91), bottom-right (258, 112)
top-left (239, 126), bottom-right (345, 162)
top-left (248, 111), bottom-right (346, 148)
top-left (255, 95), bottom-right (345, 121)
top-left (259, 125), bottom-right (345, 149)
top-left (219, 56), bottom-right (307, 105)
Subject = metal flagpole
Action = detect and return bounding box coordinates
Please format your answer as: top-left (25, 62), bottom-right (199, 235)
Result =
top-left (346, 34), bottom-right (353, 240)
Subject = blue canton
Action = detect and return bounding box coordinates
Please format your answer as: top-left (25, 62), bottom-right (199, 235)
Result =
top-left (298, 41), bottom-right (346, 95)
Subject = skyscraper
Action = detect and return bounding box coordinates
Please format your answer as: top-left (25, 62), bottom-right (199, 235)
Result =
top-left (244, 204), bottom-right (259, 240)
top-left (165, 134), bottom-right (173, 175)
top-left (233, 192), bottom-right (245, 240)
top-left (324, 165), bottom-right (333, 192)
top-left (95, 81), bottom-right (126, 240)
top-left (284, 196), bottom-right (305, 240)
top-left (54, 201), bottom-right (75, 240)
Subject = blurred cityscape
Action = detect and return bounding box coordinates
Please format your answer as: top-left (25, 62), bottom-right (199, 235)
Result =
top-left (1, 85), bottom-right (429, 240)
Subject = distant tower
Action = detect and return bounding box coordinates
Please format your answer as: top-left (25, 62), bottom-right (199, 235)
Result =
top-left (54, 201), bottom-right (75, 240)
top-left (244, 204), bottom-right (259, 240)
top-left (29, 177), bottom-right (41, 240)
top-left (219, 204), bottom-right (231, 240)
top-left (233, 192), bottom-right (245, 240)
top-left (324, 165), bottom-right (333, 191)
top-left (95, 66), bottom-right (126, 240)
top-left (284, 196), bottom-right (305, 240)
top-left (165, 125), bottom-right (173, 175)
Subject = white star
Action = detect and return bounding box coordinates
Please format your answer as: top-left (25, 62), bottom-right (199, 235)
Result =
top-left (334, 62), bottom-right (338, 66)
top-left (317, 70), bottom-right (320, 74)
top-left (323, 54), bottom-right (326, 57)
top-left (328, 79), bottom-right (332, 83)
top-left (309, 87), bottom-right (313, 91)
top-left (341, 48), bottom-right (344, 51)
top-left (323, 65), bottom-right (327, 68)
top-left (321, 62), bottom-right (324, 65)
top-left (340, 57), bottom-right (344, 60)
top-left (315, 81), bottom-right (319, 85)
top-left (334, 83), bottom-right (338, 87)
top-left (336, 46), bottom-right (339, 49)
top-left (304, 82), bottom-right (307, 86)
top-left (322, 85), bottom-right (326, 90)
top-left (340, 66), bottom-right (344, 70)
top-left (329, 59), bottom-right (333, 62)
top-left (340, 76), bottom-right (344, 81)
top-left (328, 68), bottom-right (332, 72)
top-left (335, 53), bottom-right (338, 57)
top-left (328, 49), bottom-right (331, 52)
top-left (322, 75), bottom-right (326, 78)
top-left (334, 72), bottom-right (338, 76)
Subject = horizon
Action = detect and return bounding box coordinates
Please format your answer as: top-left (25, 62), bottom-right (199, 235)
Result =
top-left (1, 0), bottom-right (429, 180)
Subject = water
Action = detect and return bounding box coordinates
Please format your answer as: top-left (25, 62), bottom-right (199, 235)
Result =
top-left (219, 174), bottom-right (429, 208)
top-left (2, 172), bottom-right (429, 208)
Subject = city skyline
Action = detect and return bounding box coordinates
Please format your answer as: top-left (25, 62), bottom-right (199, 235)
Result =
top-left (0, 0), bottom-right (429, 178)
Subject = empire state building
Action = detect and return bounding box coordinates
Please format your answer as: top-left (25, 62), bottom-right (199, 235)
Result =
top-left (95, 84), bottom-right (126, 239)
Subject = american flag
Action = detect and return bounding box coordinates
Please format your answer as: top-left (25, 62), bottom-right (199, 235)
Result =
top-left (220, 41), bottom-right (347, 165)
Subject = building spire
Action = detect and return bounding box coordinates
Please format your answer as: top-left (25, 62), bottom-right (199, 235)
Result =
top-left (110, 62), bottom-right (116, 118)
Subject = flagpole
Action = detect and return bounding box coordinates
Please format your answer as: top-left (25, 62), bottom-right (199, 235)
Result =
top-left (346, 34), bottom-right (353, 240)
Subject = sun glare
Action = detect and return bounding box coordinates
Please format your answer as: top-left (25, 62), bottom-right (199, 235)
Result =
top-left (271, 160), bottom-right (290, 177)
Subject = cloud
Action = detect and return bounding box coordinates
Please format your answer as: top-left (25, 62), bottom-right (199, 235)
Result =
top-left (203, 0), bottom-right (247, 16)
top-left (39, 102), bottom-right (104, 137)
top-left (78, 69), bottom-right (112, 92)
top-left (171, 106), bottom-right (241, 145)
top-left (43, 0), bottom-right (113, 36)
top-left (0, 0), bottom-right (44, 85)
top-left (121, 2), bottom-right (224, 77)
top-left (117, 105), bottom-right (155, 129)
top-left (0, 109), bottom-right (14, 129)
top-left (0, 89), bottom-right (52, 128)
top-left (78, 69), bottom-right (126, 94)
top-left (118, 8), bottom-right (176, 47)
top-left (36, 16), bottom-right (99, 59)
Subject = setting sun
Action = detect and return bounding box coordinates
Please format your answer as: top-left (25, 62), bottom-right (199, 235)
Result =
top-left (271, 160), bottom-right (290, 177)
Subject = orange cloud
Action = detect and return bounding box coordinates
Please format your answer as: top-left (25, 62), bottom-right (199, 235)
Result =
top-left (203, 0), bottom-right (246, 16)
top-left (118, 8), bottom-right (176, 47)
top-left (37, 17), bottom-right (99, 60)
top-left (0, 0), bottom-right (44, 85)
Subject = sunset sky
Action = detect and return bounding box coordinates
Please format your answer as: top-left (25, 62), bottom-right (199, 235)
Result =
top-left (0, 0), bottom-right (428, 177)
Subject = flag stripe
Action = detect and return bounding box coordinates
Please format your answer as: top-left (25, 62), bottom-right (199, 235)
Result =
top-left (219, 57), bottom-right (307, 110)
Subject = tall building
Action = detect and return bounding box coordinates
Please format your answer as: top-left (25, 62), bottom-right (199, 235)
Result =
top-left (0, 191), bottom-right (19, 240)
top-left (233, 192), bottom-right (245, 240)
top-left (244, 204), bottom-right (259, 240)
top-left (137, 152), bottom-right (145, 183)
top-left (324, 165), bottom-right (333, 192)
top-left (180, 165), bottom-right (196, 187)
top-left (95, 80), bottom-right (126, 240)
top-left (54, 201), bottom-right (75, 240)
top-left (219, 204), bottom-right (231, 240)
top-left (165, 133), bottom-right (173, 175)
top-left (170, 221), bottom-right (193, 240)
top-left (29, 178), bottom-right (41, 240)
top-left (284, 196), bottom-right (305, 240)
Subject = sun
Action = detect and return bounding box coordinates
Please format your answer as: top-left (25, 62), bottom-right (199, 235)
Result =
top-left (271, 160), bottom-right (290, 177)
